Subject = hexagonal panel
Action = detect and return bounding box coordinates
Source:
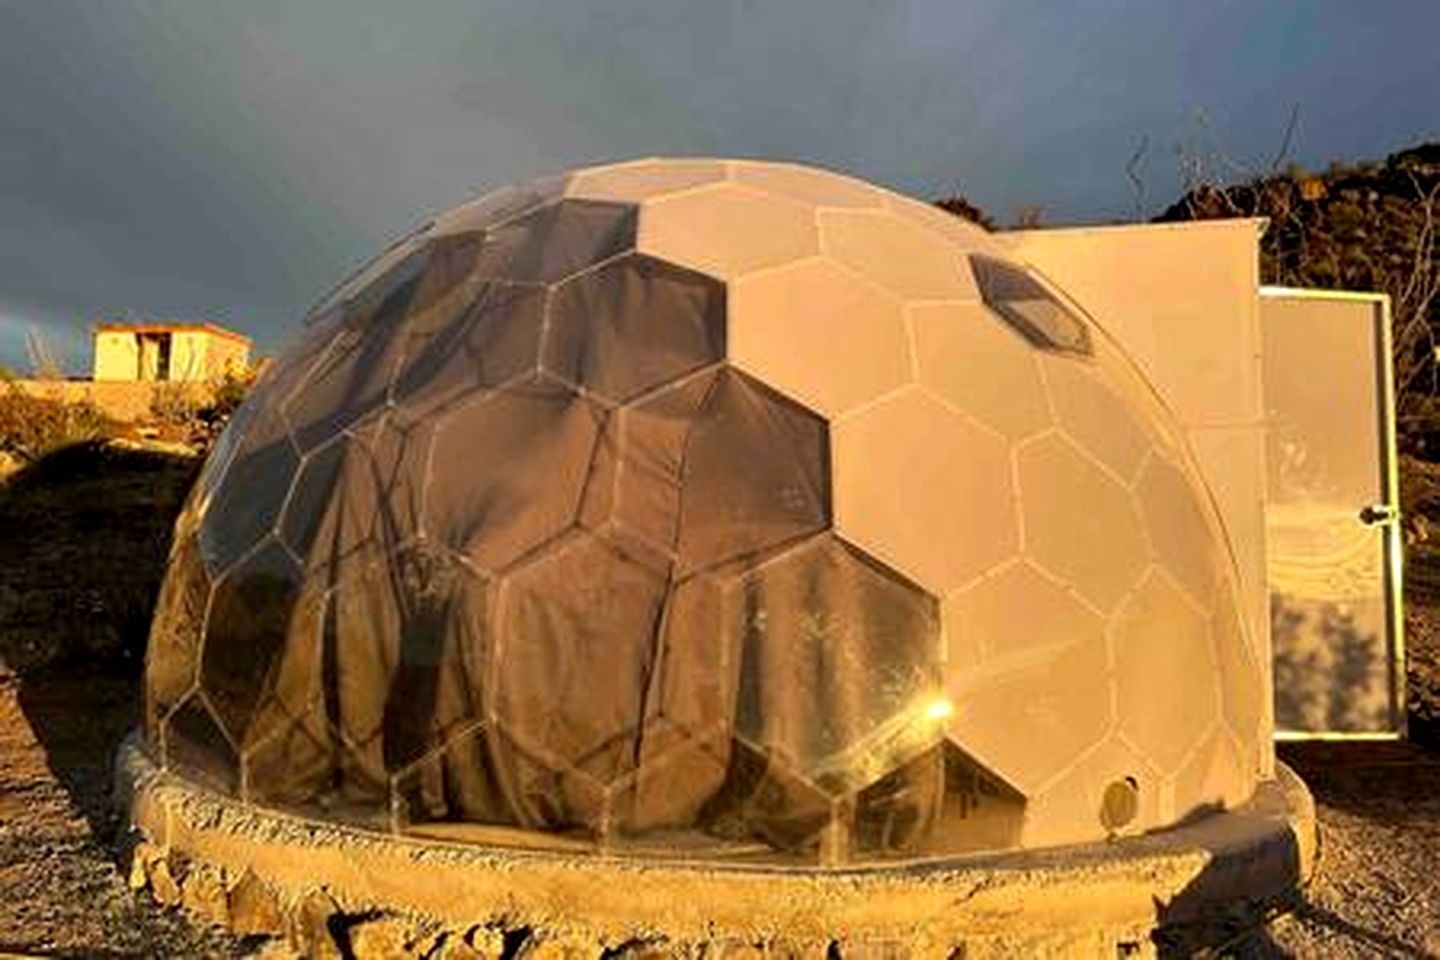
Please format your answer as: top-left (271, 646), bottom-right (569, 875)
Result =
top-left (305, 228), bottom-right (431, 323)
top-left (282, 253), bottom-right (427, 453)
top-left (471, 198), bottom-right (636, 285)
top-left (392, 281), bottom-right (547, 418)
top-left (970, 255), bottom-right (1091, 356)
top-left (321, 542), bottom-right (493, 778)
top-left (732, 161), bottom-right (883, 209)
top-left (819, 209), bottom-right (978, 301)
top-left (200, 539), bottom-right (324, 746)
top-left (566, 159), bottom-right (728, 203)
top-left (728, 535), bottom-right (943, 796)
top-left (1040, 355), bottom-right (1156, 484)
top-left (425, 376), bottom-right (603, 571)
top-left (1172, 727), bottom-right (1251, 820)
top-left (637, 183), bottom-right (819, 280)
top-left (1136, 452), bottom-right (1228, 605)
top-left (728, 258), bottom-right (910, 418)
top-left (241, 705), bottom-right (389, 814)
top-left (834, 388), bottom-right (1018, 595)
top-left (492, 532), bottom-right (668, 789)
top-left (162, 692), bottom-right (239, 794)
top-left (698, 738), bottom-right (832, 858)
top-left (609, 725), bottom-right (733, 836)
top-left (279, 411), bottom-right (433, 572)
top-left (429, 175), bottom-right (568, 238)
top-left (942, 561), bottom-right (1104, 673)
top-left (676, 368), bottom-right (830, 575)
top-left (144, 534), bottom-right (211, 740)
top-left (946, 629), bottom-right (1111, 796)
top-left (197, 411), bottom-right (300, 575)
top-left (882, 193), bottom-right (996, 251)
top-left (391, 722), bottom-right (515, 830)
top-left (545, 253), bottom-right (726, 403)
top-left (1113, 571), bottom-right (1221, 775)
top-left (1020, 736), bottom-right (1160, 848)
top-left (1017, 433), bottom-right (1148, 613)
top-left (910, 301), bottom-right (1052, 441)
top-left (856, 740), bottom-right (1026, 859)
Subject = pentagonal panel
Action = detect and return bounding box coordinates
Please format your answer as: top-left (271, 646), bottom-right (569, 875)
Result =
top-left (492, 532), bottom-right (668, 792)
top-left (1212, 580), bottom-right (1264, 748)
top-left (545, 253), bottom-right (726, 403)
top-left (1020, 736), bottom-right (1160, 848)
top-left (472, 199), bottom-right (636, 284)
top-left (1040, 355), bottom-right (1155, 484)
top-left (425, 376), bottom-right (603, 572)
top-left (942, 561), bottom-right (1103, 674)
top-left (429, 175), bottom-right (568, 238)
top-left (728, 258), bottom-right (910, 418)
top-left (282, 250), bottom-right (428, 452)
top-left (819, 209), bottom-right (978, 301)
top-left (162, 692), bottom-right (239, 794)
top-left (729, 535), bottom-right (943, 796)
top-left (834, 388), bottom-right (1018, 595)
top-left (1113, 571), bottom-right (1220, 776)
top-left (197, 410), bottom-right (300, 575)
top-left (637, 183), bottom-right (819, 280)
top-left (200, 539), bottom-right (324, 746)
top-left (1017, 433), bottom-right (1148, 612)
top-left (1136, 453), bottom-right (1228, 605)
top-left (732, 161), bottom-right (883, 209)
top-left (675, 368), bottom-right (830, 575)
top-left (566, 159), bottom-right (728, 203)
top-left (1172, 727), bottom-right (1251, 820)
top-left (911, 301), bottom-right (1052, 441)
top-left (393, 282), bottom-right (547, 418)
top-left (971, 255), bottom-right (1091, 356)
top-left (144, 534), bottom-right (211, 740)
top-left (946, 628), bottom-right (1111, 796)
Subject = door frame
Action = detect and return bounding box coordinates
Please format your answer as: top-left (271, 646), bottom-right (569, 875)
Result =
top-left (1259, 285), bottom-right (1407, 741)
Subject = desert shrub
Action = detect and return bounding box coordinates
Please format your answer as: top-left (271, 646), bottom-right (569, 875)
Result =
top-left (191, 367), bottom-right (258, 446)
top-left (149, 379), bottom-right (200, 426)
top-left (0, 382), bottom-right (114, 463)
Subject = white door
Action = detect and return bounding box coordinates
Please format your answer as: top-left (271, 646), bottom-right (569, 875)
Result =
top-left (1260, 287), bottom-right (1406, 737)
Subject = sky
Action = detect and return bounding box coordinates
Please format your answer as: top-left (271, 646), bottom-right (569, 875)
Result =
top-left (2, 1), bottom-right (1439, 371)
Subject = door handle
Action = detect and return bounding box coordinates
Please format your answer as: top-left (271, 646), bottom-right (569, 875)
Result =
top-left (1359, 503), bottom-right (1399, 526)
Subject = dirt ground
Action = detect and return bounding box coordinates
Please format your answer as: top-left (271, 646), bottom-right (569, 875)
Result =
top-left (1, 441), bottom-right (1439, 958)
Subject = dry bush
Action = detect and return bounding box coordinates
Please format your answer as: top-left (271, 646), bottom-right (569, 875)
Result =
top-left (0, 380), bottom-right (114, 464)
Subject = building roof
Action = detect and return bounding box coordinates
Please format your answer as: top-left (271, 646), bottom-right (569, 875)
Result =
top-left (94, 322), bottom-right (252, 346)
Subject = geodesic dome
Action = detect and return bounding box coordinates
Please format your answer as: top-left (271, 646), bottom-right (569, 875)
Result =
top-left (143, 158), bottom-right (1266, 866)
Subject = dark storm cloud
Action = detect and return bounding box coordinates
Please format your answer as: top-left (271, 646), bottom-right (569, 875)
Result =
top-left (1, 0), bottom-right (1438, 369)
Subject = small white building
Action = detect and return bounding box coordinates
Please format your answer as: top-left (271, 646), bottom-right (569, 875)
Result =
top-left (92, 322), bottom-right (251, 383)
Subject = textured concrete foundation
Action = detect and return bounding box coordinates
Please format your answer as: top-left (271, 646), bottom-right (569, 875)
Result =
top-left (114, 733), bottom-right (1316, 958)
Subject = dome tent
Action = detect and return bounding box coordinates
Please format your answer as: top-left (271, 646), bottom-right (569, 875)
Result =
top-left (143, 158), bottom-right (1265, 867)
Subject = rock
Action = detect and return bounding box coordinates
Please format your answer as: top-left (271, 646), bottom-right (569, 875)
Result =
top-left (180, 866), bottom-right (230, 926)
top-left (603, 939), bottom-right (676, 959)
top-left (348, 914), bottom-right (413, 960)
top-left (706, 943), bottom-right (764, 960)
top-left (522, 933), bottom-right (599, 959)
top-left (149, 857), bottom-right (181, 907)
top-left (125, 839), bottom-right (159, 891)
top-left (766, 941), bottom-right (831, 960)
top-left (288, 889), bottom-right (345, 960)
top-left (229, 869), bottom-right (287, 937)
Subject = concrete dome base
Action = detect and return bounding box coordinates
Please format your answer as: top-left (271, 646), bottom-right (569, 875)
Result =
top-left (114, 733), bottom-right (1316, 958)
